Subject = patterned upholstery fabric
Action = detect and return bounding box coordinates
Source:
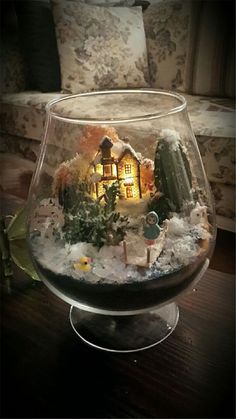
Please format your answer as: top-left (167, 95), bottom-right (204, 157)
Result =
top-left (51, 1), bottom-right (150, 93)
top-left (0, 92), bottom-right (65, 141)
top-left (1, 91), bottom-right (234, 144)
top-left (143, 0), bottom-right (235, 97)
top-left (185, 94), bottom-right (235, 186)
top-left (210, 182), bottom-right (235, 232)
top-left (143, 1), bottom-right (191, 91)
top-left (211, 182), bottom-right (235, 220)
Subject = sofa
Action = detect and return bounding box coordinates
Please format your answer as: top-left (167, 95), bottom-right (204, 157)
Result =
top-left (0, 0), bottom-right (235, 232)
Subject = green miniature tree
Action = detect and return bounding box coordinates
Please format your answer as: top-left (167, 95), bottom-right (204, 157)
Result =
top-left (58, 181), bottom-right (92, 215)
top-left (61, 181), bottom-right (128, 248)
top-left (150, 134), bottom-right (193, 222)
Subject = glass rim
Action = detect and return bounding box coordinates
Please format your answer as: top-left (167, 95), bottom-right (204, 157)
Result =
top-left (45, 89), bottom-right (187, 125)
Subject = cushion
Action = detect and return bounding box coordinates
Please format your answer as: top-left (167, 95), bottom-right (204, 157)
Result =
top-left (14, 0), bottom-right (61, 92)
top-left (0, 92), bottom-right (65, 141)
top-left (185, 94), bottom-right (235, 186)
top-left (210, 182), bottom-right (235, 232)
top-left (211, 182), bottom-right (235, 219)
top-left (144, 0), bottom-right (235, 98)
top-left (143, 1), bottom-right (191, 91)
top-left (51, 1), bottom-right (150, 93)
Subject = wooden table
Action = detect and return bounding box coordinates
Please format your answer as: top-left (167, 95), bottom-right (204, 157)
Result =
top-left (0, 195), bottom-right (235, 418)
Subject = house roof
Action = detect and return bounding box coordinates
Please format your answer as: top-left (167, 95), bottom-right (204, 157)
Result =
top-left (93, 136), bottom-right (141, 165)
top-left (117, 147), bottom-right (140, 164)
top-left (99, 136), bottom-right (113, 149)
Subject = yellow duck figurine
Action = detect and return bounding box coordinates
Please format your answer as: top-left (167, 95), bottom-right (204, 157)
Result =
top-left (73, 256), bottom-right (92, 272)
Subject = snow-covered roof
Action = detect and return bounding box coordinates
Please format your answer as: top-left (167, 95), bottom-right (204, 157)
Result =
top-left (160, 129), bottom-right (181, 152)
top-left (92, 137), bottom-right (141, 165)
top-left (110, 139), bottom-right (141, 162)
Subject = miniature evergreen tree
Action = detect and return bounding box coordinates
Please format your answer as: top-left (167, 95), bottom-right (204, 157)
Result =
top-left (61, 181), bottom-right (128, 248)
top-left (103, 182), bottom-right (120, 214)
top-left (58, 181), bottom-right (92, 215)
top-left (150, 131), bottom-right (193, 221)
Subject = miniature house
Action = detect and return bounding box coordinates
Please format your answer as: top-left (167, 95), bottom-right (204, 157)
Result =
top-left (92, 136), bottom-right (142, 200)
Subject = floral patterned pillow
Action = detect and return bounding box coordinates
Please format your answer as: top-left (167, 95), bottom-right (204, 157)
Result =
top-left (143, 1), bottom-right (191, 91)
top-left (51, 1), bottom-right (150, 93)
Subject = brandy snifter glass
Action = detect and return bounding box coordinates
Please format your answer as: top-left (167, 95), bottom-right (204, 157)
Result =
top-left (27, 90), bottom-right (216, 352)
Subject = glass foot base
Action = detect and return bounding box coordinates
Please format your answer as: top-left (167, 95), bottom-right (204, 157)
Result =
top-left (69, 303), bottom-right (179, 353)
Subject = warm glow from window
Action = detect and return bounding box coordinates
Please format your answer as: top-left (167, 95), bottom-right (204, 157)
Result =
top-left (103, 164), bottom-right (112, 177)
top-left (126, 186), bottom-right (133, 198)
top-left (95, 164), bottom-right (103, 175)
top-left (113, 164), bottom-right (117, 177)
top-left (125, 164), bottom-right (132, 174)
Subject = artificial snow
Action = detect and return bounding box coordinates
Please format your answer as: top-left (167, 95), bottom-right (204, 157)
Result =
top-left (164, 216), bottom-right (189, 236)
top-left (124, 230), bottom-right (166, 266)
top-left (160, 129), bottom-right (181, 151)
top-left (30, 201), bottom-right (211, 285)
top-left (154, 209), bottom-right (211, 273)
top-left (111, 139), bottom-right (141, 161)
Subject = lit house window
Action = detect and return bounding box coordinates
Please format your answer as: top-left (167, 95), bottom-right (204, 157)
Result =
top-left (126, 186), bottom-right (133, 198)
top-left (125, 164), bottom-right (131, 174)
top-left (103, 164), bottom-right (112, 177)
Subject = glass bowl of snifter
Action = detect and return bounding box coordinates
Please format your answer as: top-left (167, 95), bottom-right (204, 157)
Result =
top-left (27, 90), bottom-right (216, 352)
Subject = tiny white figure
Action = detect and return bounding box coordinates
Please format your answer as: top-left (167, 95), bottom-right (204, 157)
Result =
top-left (190, 202), bottom-right (208, 226)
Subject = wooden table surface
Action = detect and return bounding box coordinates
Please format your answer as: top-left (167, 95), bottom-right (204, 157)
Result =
top-left (0, 194), bottom-right (235, 419)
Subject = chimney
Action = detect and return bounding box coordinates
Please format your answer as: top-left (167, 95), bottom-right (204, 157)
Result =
top-left (100, 136), bottom-right (113, 159)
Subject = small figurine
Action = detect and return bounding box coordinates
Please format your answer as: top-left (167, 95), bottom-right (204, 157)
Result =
top-left (190, 202), bottom-right (208, 226)
top-left (73, 256), bottom-right (92, 272)
top-left (143, 211), bottom-right (161, 245)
